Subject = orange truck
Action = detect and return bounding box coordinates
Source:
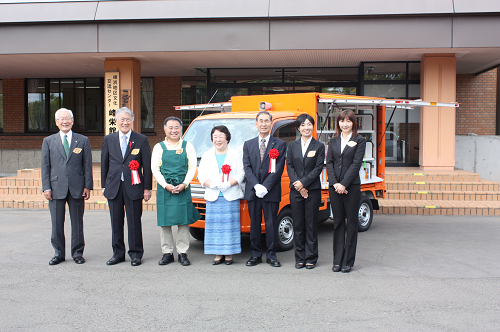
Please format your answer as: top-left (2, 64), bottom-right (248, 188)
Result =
top-left (177, 92), bottom-right (458, 250)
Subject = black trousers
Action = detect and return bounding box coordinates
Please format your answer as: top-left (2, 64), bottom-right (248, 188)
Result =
top-left (49, 189), bottom-right (85, 259)
top-left (108, 181), bottom-right (144, 259)
top-left (329, 184), bottom-right (360, 268)
top-left (248, 198), bottom-right (279, 259)
top-left (290, 188), bottom-right (321, 265)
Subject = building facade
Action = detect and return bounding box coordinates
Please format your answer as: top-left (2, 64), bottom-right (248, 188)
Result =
top-left (0, 0), bottom-right (499, 173)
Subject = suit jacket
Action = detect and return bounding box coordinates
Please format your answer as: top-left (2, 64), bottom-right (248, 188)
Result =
top-left (286, 137), bottom-right (325, 191)
top-left (41, 132), bottom-right (93, 200)
top-left (197, 146), bottom-right (245, 202)
top-left (101, 131), bottom-right (152, 201)
top-left (243, 135), bottom-right (287, 202)
top-left (326, 134), bottom-right (366, 188)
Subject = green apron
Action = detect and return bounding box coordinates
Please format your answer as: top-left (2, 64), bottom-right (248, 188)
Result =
top-left (156, 140), bottom-right (201, 227)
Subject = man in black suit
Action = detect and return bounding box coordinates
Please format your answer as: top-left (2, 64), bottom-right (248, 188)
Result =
top-left (101, 107), bottom-right (152, 267)
top-left (41, 108), bottom-right (93, 265)
top-left (243, 111), bottom-right (287, 267)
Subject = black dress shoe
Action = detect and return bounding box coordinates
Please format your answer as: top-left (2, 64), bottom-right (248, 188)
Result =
top-left (106, 256), bottom-right (125, 265)
top-left (131, 258), bottom-right (141, 266)
top-left (332, 265), bottom-right (341, 272)
top-left (246, 256), bottom-right (262, 266)
top-left (49, 256), bottom-right (64, 265)
top-left (224, 259), bottom-right (233, 265)
top-left (295, 262), bottom-right (305, 269)
top-left (306, 263), bottom-right (315, 270)
top-left (266, 258), bottom-right (281, 267)
top-left (158, 253), bottom-right (174, 265)
top-left (178, 253), bottom-right (190, 266)
top-left (212, 256), bottom-right (225, 265)
top-left (73, 257), bottom-right (85, 264)
top-left (341, 266), bottom-right (352, 273)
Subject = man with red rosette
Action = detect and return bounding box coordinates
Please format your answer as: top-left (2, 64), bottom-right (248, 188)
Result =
top-left (243, 111), bottom-right (287, 267)
top-left (101, 107), bottom-right (152, 267)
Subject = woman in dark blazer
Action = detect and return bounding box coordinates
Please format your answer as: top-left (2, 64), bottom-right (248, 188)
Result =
top-left (286, 114), bottom-right (325, 269)
top-left (326, 110), bottom-right (366, 273)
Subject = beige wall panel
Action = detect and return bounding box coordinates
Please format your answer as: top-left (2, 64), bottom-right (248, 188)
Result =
top-left (0, 2), bottom-right (98, 23)
top-left (453, 16), bottom-right (500, 47)
top-left (96, 0), bottom-right (269, 20)
top-left (98, 21), bottom-right (270, 52)
top-left (454, 0), bottom-right (500, 13)
top-left (0, 24), bottom-right (98, 54)
top-left (270, 17), bottom-right (452, 50)
top-left (270, 0), bottom-right (453, 17)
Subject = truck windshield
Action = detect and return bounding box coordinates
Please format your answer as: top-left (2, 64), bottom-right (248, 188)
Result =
top-left (183, 118), bottom-right (259, 159)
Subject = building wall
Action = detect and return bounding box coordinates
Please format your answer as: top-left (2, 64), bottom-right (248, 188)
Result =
top-left (0, 76), bottom-right (182, 151)
top-left (456, 69), bottom-right (497, 135)
top-left (151, 76), bottom-right (182, 146)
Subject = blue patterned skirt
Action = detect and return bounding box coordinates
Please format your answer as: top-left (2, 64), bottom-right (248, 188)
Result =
top-left (204, 197), bottom-right (241, 255)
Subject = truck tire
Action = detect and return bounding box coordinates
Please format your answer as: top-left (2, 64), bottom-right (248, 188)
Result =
top-left (277, 207), bottom-right (294, 252)
top-left (189, 227), bottom-right (205, 241)
top-left (358, 196), bottom-right (373, 232)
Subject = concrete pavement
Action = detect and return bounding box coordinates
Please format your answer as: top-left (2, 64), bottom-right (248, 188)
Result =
top-left (0, 209), bottom-right (499, 331)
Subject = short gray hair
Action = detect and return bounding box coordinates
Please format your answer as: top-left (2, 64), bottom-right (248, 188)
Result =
top-left (115, 107), bottom-right (135, 121)
top-left (55, 108), bottom-right (74, 120)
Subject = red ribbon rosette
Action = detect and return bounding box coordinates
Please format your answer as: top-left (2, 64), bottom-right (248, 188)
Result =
top-left (221, 164), bottom-right (231, 182)
top-left (268, 148), bottom-right (279, 173)
top-left (128, 160), bottom-right (141, 185)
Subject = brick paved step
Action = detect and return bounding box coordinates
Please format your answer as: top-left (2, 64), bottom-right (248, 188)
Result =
top-left (385, 167), bottom-right (480, 182)
top-left (375, 199), bottom-right (500, 216)
top-left (385, 180), bottom-right (499, 192)
top-left (0, 193), bottom-right (158, 211)
top-left (386, 190), bottom-right (500, 201)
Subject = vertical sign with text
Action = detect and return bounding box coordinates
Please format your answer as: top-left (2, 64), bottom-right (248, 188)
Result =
top-left (105, 72), bottom-right (120, 135)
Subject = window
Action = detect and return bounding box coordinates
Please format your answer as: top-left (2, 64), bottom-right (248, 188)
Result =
top-left (26, 78), bottom-right (104, 132)
top-left (0, 80), bottom-right (3, 130)
top-left (141, 77), bottom-right (154, 132)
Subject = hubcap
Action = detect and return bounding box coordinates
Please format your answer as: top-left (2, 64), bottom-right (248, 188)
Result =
top-left (278, 216), bottom-right (294, 245)
top-left (358, 203), bottom-right (371, 227)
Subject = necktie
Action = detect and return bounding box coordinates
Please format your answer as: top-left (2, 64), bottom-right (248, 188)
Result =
top-left (63, 134), bottom-right (70, 157)
top-left (121, 135), bottom-right (127, 158)
top-left (260, 138), bottom-right (266, 162)
top-left (121, 135), bottom-right (127, 181)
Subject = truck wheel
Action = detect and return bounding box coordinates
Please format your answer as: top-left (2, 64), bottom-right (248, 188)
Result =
top-left (277, 207), bottom-right (294, 252)
top-left (189, 227), bottom-right (205, 241)
top-left (358, 196), bottom-right (373, 232)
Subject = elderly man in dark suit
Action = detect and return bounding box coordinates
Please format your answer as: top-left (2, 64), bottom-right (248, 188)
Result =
top-left (101, 107), bottom-right (152, 267)
top-left (243, 111), bottom-right (287, 267)
top-left (41, 108), bottom-right (93, 265)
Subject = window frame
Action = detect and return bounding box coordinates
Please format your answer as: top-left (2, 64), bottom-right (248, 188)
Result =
top-left (25, 78), bottom-right (104, 134)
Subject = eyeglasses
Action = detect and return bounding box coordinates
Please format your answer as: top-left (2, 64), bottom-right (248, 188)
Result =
top-left (57, 117), bottom-right (73, 121)
top-left (118, 117), bottom-right (133, 123)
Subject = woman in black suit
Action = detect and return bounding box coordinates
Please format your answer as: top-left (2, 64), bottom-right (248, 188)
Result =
top-left (286, 114), bottom-right (325, 270)
top-left (326, 110), bottom-right (366, 273)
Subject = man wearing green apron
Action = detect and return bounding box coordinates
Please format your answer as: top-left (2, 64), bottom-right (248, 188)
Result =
top-left (151, 117), bottom-right (200, 266)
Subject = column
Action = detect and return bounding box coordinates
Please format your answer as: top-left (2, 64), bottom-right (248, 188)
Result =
top-left (419, 54), bottom-right (457, 170)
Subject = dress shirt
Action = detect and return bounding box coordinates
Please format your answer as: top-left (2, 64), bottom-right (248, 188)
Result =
top-left (59, 130), bottom-right (72, 146)
top-left (340, 133), bottom-right (352, 154)
top-left (301, 136), bottom-right (312, 157)
top-left (118, 130), bottom-right (131, 148)
top-left (151, 138), bottom-right (197, 189)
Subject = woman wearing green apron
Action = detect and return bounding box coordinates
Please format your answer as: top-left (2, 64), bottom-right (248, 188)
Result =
top-left (151, 117), bottom-right (200, 266)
